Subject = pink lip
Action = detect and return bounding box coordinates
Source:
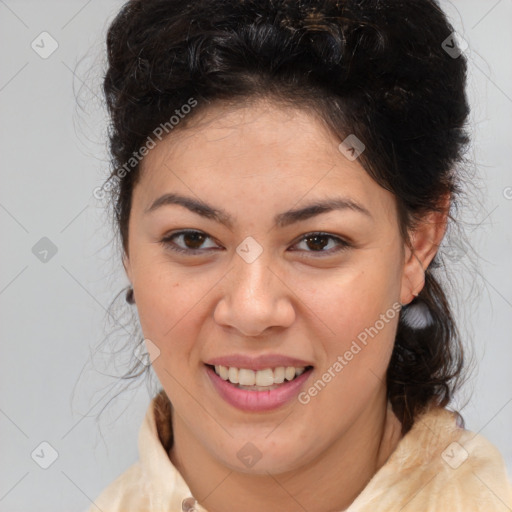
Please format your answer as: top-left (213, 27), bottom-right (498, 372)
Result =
top-left (205, 365), bottom-right (313, 412)
top-left (205, 354), bottom-right (313, 371)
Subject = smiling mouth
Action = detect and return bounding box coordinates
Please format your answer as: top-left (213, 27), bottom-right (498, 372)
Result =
top-left (206, 364), bottom-right (314, 391)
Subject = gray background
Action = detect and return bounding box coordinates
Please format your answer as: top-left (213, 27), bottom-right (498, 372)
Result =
top-left (1, 1), bottom-right (511, 511)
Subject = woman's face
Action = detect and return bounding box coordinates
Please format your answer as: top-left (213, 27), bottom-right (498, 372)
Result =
top-left (123, 100), bottom-right (420, 474)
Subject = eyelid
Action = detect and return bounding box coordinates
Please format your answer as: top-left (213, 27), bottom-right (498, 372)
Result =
top-left (288, 232), bottom-right (351, 257)
top-left (160, 229), bottom-right (221, 254)
top-left (160, 229), bottom-right (352, 256)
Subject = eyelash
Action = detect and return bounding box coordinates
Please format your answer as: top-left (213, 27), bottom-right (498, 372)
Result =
top-left (160, 230), bottom-right (351, 257)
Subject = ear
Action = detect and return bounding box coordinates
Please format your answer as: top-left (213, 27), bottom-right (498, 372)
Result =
top-left (123, 252), bottom-right (132, 284)
top-left (400, 193), bottom-right (450, 305)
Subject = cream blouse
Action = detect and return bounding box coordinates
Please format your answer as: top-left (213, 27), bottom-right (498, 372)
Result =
top-left (87, 390), bottom-right (512, 511)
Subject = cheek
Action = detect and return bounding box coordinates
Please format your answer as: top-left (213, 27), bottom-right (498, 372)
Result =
top-left (302, 261), bottom-right (400, 338)
top-left (299, 260), bottom-right (401, 387)
top-left (132, 262), bottom-right (200, 352)
top-left (296, 272), bottom-right (400, 430)
top-left (135, 272), bottom-right (207, 402)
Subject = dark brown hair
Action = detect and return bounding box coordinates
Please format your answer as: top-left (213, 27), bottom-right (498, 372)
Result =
top-left (100, 0), bottom-right (472, 434)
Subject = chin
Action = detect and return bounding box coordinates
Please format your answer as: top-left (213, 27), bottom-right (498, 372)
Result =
top-left (224, 452), bottom-right (305, 476)
top-left (212, 435), bottom-right (314, 475)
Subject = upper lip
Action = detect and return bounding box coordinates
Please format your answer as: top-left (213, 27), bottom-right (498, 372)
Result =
top-left (205, 354), bottom-right (314, 371)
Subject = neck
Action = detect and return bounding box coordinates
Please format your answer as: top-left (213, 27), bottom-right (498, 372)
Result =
top-left (169, 388), bottom-right (403, 512)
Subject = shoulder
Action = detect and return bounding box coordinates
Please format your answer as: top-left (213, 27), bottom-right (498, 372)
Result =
top-left (85, 390), bottom-right (196, 512)
top-left (85, 462), bottom-right (149, 512)
top-left (348, 405), bottom-right (512, 512)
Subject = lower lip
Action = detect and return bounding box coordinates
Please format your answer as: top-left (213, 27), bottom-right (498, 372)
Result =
top-left (205, 365), bottom-right (313, 412)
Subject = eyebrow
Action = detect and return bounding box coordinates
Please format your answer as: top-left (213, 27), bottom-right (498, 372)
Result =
top-left (144, 192), bottom-right (373, 228)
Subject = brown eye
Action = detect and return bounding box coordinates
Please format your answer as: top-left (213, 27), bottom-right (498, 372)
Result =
top-left (181, 231), bottom-right (206, 249)
top-left (161, 230), bottom-right (220, 254)
top-left (291, 232), bottom-right (351, 257)
top-left (304, 234), bottom-right (330, 251)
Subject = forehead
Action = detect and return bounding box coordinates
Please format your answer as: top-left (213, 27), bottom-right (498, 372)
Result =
top-left (134, 101), bottom-right (395, 221)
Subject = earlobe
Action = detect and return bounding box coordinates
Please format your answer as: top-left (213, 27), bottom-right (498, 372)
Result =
top-left (123, 253), bottom-right (132, 283)
top-left (400, 195), bottom-right (450, 304)
top-left (400, 248), bottom-right (425, 306)
top-left (122, 254), bottom-right (136, 305)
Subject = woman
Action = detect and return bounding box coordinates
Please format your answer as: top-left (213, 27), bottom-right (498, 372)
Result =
top-left (88, 0), bottom-right (512, 510)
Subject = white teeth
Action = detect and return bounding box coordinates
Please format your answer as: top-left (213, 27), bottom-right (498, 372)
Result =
top-left (228, 367), bottom-right (239, 384)
top-left (238, 368), bottom-right (256, 386)
top-left (212, 365), bottom-right (308, 387)
top-left (285, 367), bottom-right (296, 381)
top-left (218, 365), bottom-right (229, 380)
top-left (255, 368), bottom-right (274, 386)
top-left (274, 367), bottom-right (285, 384)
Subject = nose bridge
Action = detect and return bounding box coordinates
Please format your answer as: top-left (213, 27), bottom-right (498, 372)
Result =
top-left (231, 246), bottom-right (275, 303)
top-left (213, 242), bottom-right (295, 335)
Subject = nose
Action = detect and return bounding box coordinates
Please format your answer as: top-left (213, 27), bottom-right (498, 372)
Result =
top-left (213, 252), bottom-right (295, 337)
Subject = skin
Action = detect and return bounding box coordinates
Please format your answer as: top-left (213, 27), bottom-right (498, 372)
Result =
top-left (123, 99), bottom-right (448, 511)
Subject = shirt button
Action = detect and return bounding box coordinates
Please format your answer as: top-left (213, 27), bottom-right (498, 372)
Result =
top-left (182, 496), bottom-right (198, 511)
